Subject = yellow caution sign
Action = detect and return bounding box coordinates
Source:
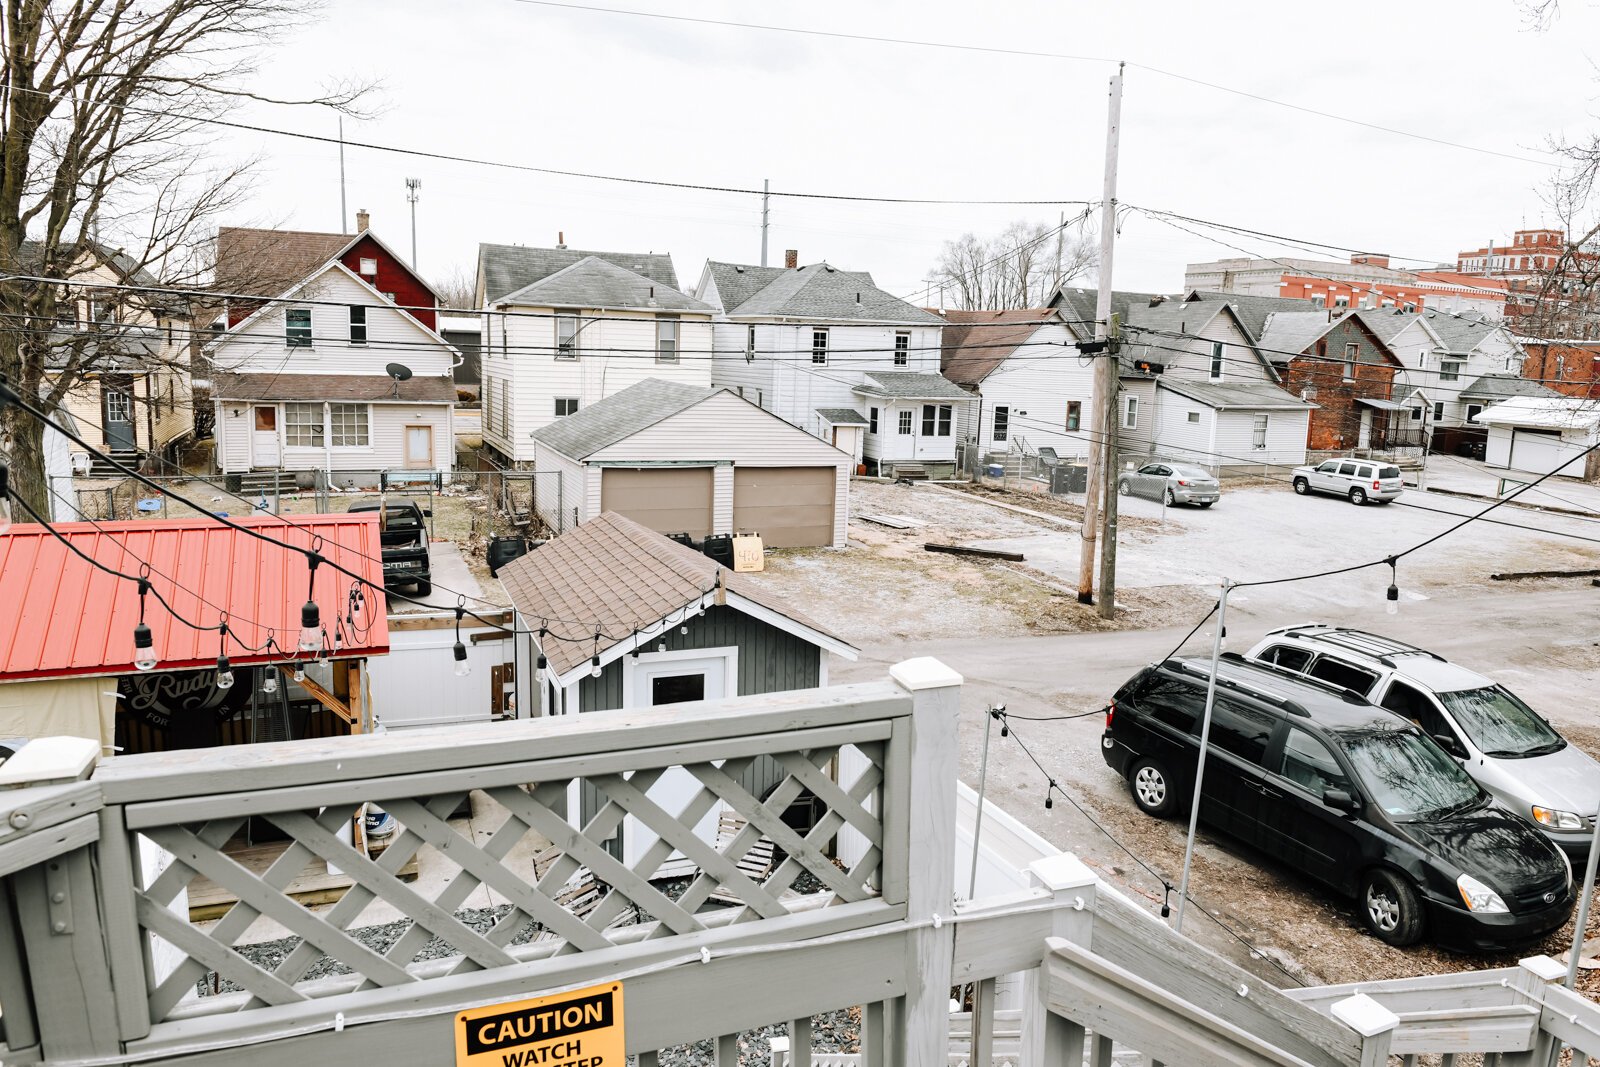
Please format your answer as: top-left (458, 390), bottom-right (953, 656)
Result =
top-left (455, 981), bottom-right (623, 1067)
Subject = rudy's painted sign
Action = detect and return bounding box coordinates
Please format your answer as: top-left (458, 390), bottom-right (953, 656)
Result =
top-left (455, 981), bottom-right (622, 1067)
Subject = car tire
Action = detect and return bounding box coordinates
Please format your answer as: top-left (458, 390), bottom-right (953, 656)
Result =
top-left (1129, 758), bottom-right (1180, 819)
top-left (1164, 488), bottom-right (1176, 506)
top-left (1349, 487), bottom-right (1368, 506)
top-left (1118, 481), bottom-right (1131, 496)
top-left (1292, 477), bottom-right (1309, 495)
top-left (414, 580), bottom-right (432, 597)
top-left (1360, 869), bottom-right (1424, 947)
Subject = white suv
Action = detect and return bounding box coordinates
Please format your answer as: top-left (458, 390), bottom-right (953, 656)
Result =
top-left (1244, 625), bottom-right (1599, 859)
top-left (1290, 458), bottom-right (1404, 505)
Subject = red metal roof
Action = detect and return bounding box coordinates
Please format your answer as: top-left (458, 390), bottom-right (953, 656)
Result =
top-left (0, 513), bottom-right (390, 680)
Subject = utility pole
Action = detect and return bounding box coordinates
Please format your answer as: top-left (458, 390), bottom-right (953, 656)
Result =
top-left (405, 178), bottom-right (421, 268)
top-left (1053, 209), bottom-right (1066, 292)
top-left (1077, 62), bottom-right (1124, 606)
top-left (338, 117), bottom-right (348, 233)
top-left (760, 179), bottom-right (770, 267)
top-left (1098, 312), bottom-right (1123, 619)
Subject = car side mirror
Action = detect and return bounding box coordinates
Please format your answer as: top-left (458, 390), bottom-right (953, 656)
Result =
top-left (1432, 733), bottom-right (1465, 759)
top-left (1323, 788), bottom-right (1359, 812)
top-left (422, 508), bottom-right (433, 517)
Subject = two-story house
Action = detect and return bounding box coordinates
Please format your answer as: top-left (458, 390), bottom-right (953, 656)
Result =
top-left (207, 239), bottom-right (459, 480)
top-left (1256, 310), bottom-right (1406, 452)
top-left (475, 243), bottom-right (713, 463)
top-left (697, 254), bottom-right (966, 478)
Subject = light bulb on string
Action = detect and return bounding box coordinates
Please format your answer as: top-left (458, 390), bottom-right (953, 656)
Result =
top-left (261, 669), bottom-right (278, 695)
top-left (1386, 557), bottom-right (1400, 616)
top-left (452, 603), bottom-right (471, 676)
top-left (132, 579), bottom-right (157, 671)
top-left (590, 655), bottom-right (602, 679)
top-left (215, 654), bottom-right (234, 690)
top-left (292, 663), bottom-right (306, 683)
top-left (299, 553), bottom-right (323, 651)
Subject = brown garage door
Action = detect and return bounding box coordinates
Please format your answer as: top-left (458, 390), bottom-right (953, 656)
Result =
top-left (600, 467), bottom-right (713, 538)
top-left (733, 466), bottom-right (836, 548)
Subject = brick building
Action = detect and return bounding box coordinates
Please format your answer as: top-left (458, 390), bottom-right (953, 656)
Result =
top-left (1185, 254), bottom-right (1507, 318)
top-left (1520, 339), bottom-right (1600, 398)
top-left (1258, 310), bottom-right (1407, 451)
top-left (1456, 228), bottom-right (1600, 338)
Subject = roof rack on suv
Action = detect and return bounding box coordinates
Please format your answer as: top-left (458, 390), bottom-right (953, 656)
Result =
top-left (1241, 656), bottom-right (1374, 705)
top-left (1165, 657), bottom-right (1309, 717)
top-left (1294, 627), bottom-right (1446, 665)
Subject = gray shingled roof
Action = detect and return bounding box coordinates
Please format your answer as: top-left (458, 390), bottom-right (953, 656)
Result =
top-left (816, 407), bottom-right (870, 425)
top-left (479, 244), bottom-right (679, 305)
top-left (1416, 308), bottom-right (1504, 354)
top-left (1352, 306), bottom-right (1430, 344)
top-left (1256, 312), bottom-right (1344, 359)
top-left (1157, 379), bottom-right (1316, 411)
top-left (854, 371), bottom-right (972, 400)
top-left (498, 511), bottom-right (853, 677)
top-left (1182, 290), bottom-right (1323, 339)
top-left (499, 256), bottom-right (712, 312)
top-left (531, 379), bottom-right (714, 459)
top-left (719, 262), bottom-right (944, 325)
top-left (1459, 373), bottom-right (1564, 403)
top-left (703, 261), bottom-right (788, 313)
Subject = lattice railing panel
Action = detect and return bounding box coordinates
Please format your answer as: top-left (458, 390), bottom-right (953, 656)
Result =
top-left (130, 738), bottom-right (888, 1025)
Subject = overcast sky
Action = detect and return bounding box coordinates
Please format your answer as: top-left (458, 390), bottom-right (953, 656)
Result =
top-left (220, 0), bottom-right (1600, 303)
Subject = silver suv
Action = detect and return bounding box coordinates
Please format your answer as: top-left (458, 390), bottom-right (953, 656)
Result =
top-left (1245, 625), bottom-right (1599, 859)
top-left (1290, 458), bottom-right (1404, 504)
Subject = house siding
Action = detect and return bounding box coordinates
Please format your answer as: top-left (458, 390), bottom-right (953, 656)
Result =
top-left (1158, 312), bottom-right (1272, 385)
top-left (1281, 318), bottom-right (1399, 451)
top-left (338, 234), bottom-right (438, 332)
top-left (528, 441), bottom-right (586, 534)
top-left (217, 400), bottom-right (453, 475)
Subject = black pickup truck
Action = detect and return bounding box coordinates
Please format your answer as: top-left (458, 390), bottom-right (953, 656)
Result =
top-left (347, 497), bottom-right (432, 596)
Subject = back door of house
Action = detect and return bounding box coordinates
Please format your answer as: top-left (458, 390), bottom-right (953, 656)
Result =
top-left (252, 405), bottom-right (280, 467)
top-left (103, 376), bottom-right (135, 451)
top-left (404, 425), bottom-right (434, 469)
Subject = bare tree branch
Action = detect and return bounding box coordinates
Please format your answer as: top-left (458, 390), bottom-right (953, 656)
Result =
top-left (927, 217), bottom-right (1097, 310)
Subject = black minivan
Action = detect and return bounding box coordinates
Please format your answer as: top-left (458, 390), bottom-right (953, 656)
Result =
top-left (1101, 655), bottom-right (1574, 949)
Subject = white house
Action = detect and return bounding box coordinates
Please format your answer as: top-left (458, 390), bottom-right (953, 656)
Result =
top-left (476, 244), bottom-right (713, 463)
top-left (1355, 307), bottom-right (1524, 429)
top-left (1473, 396), bottom-right (1600, 480)
top-left (209, 260), bottom-right (459, 478)
top-left (696, 257), bottom-right (958, 476)
top-left (528, 378), bottom-right (852, 547)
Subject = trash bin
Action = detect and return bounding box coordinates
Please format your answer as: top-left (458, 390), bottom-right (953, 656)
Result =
top-left (702, 534), bottom-right (735, 568)
top-left (487, 536), bottom-right (529, 577)
top-left (668, 531), bottom-right (699, 549)
top-left (984, 464), bottom-right (1005, 478)
top-left (1052, 465), bottom-right (1088, 494)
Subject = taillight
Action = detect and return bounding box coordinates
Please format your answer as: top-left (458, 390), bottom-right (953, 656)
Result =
top-left (1177, 479), bottom-right (1189, 486)
top-left (1372, 480), bottom-right (1381, 490)
top-left (1106, 700), bottom-right (1115, 729)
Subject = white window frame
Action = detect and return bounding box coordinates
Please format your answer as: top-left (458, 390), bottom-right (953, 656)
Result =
top-left (359, 257), bottom-right (378, 276)
top-left (992, 405), bottom-right (1009, 442)
top-left (746, 325), bottom-right (756, 362)
top-left (897, 410), bottom-right (913, 435)
top-left (1209, 341), bottom-right (1224, 381)
top-left (1122, 395), bottom-right (1138, 430)
top-left (811, 328), bottom-right (829, 365)
top-left (1409, 406), bottom-right (1424, 423)
top-left (1186, 411), bottom-right (1200, 424)
top-left (1252, 413), bottom-right (1268, 450)
top-left (868, 407), bottom-right (879, 435)
top-left (1439, 360), bottom-right (1462, 382)
top-left (283, 402), bottom-right (324, 447)
top-left (348, 305), bottom-right (367, 346)
top-left (327, 404), bottom-right (370, 447)
top-left (1433, 401), bottom-right (1445, 421)
top-left (554, 397), bottom-right (579, 417)
top-left (1343, 342), bottom-right (1358, 381)
top-left (656, 316), bottom-right (679, 363)
top-left (285, 308), bottom-right (312, 348)
top-left (555, 313), bottom-right (579, 359)
top-left (894, 331), bottom-right (910, 366)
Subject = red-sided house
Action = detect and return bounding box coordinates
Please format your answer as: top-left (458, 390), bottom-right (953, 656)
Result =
top-left (1257, 309), bottom-right (1408, 452)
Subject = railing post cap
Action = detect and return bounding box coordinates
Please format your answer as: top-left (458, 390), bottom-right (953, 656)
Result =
top-left (1028, 853), bottom-right (1098, 893)
top-left (889, 657), bottom-right (963, 692)
top-left (768, 1036), bottom-right (790, 1053)
top-left (1519, 954), bottom-right (1568, 982)
top-left (0, 736), bottom-right (100, 787)
top-left (1330, 992), bottom-right (1400, 1037)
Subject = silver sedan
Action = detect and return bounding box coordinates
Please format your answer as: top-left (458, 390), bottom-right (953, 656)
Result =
top-left (1116, 462), bottom-right (1220, 507)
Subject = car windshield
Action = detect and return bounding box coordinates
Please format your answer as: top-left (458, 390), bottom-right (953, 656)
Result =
top-left (1437, 685), bottom-right (1564, 758)
top-left (1339, 724), bottom-right (1482, 819)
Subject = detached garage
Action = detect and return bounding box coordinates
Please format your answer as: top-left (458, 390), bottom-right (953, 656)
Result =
top-left (1474, 396), bottom-right (1600, 482)
top-left (529, 379), bottom-right (852, 547)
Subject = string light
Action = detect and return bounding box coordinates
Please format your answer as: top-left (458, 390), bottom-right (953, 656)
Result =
top-left (535, 625), bottom-right (548, 682)
top-left (630, 628), bottom-right (640, 659)
top-left (292, 663), bottom-right (306, 683)
top-left (452, 601), bottom-right (471, 677)
top-left (261, 667), bottom-right (278, 695)
top-left (299, 553), bottom-right (323, 653)
top-left (214, 622), bottom-right (234, 691)
top-left (1386, 556), bottom-right (1400, 616)
top-left (132, 579), bottom-right (157, 671)
top-left (1044, 779), bottom-right (1057, 810)
top-left (590, 629), bottom-right (602, 679)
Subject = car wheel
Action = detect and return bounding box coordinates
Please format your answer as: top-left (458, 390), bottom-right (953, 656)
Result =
top-left (1164, 488), bottom-right (1175, 506)
top-left (1118, 480), bottom-right (1131, 496)
top-left (1129, 758), bottom-right (1180, 819)
top-left (1360, 869), bottom-right (1424, 946)
top-left (414, 580), bottom-right (432, 597)
top-left (1349, 487), bottom-right (1368, 506)
top-left (1292, 477), bottom-right (1309, 495)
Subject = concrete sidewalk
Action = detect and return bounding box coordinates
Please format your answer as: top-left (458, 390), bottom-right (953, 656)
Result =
top-left (1420, 453), bottom-right (1600, 515)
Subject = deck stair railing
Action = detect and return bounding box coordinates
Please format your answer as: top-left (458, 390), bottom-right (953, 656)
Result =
top-left (4, 659), bottom-right (1600, 1066)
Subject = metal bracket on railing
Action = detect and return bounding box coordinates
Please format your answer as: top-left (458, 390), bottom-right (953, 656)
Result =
top-left (45, 859), bottom-right (72, 935)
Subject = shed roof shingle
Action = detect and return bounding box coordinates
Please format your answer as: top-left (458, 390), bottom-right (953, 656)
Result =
top-left (211, 371), bottom-right (456, 403)
top-left (497, 512), bottom-right (852, 676)
top-left (855, 371), bottom-right (973, 400)
top-left (1157, 379), bottom-right (1316, 411)
top-left (1458, 373), bottom-right (1564, 402)
top-left (531, 379), bottom-right (714, 459)
top-left (479, 244), bottom-right (679, 305)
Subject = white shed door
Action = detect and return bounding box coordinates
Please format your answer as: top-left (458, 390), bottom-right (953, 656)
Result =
top-left (1509, 428), bottom-right (1588, 478)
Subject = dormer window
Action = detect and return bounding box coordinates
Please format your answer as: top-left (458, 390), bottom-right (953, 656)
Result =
top-left (359, 257), bottom-right (378, 276)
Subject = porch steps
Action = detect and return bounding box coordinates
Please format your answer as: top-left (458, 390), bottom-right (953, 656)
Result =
top-left (890, 463), bottom-right (930, 481)
top-left (85, 450), bottom-right (141, 478)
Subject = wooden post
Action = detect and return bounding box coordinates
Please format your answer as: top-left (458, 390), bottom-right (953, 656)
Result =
top-left (1331, 993), bottom-right (1399, 1067)
top-left (889, 657), bottom-right (961, 1067)
top-left (1507, 954), bottom-right (1565, 1066)
top-left (788, 1017), bottom-right (812, 1067)
top-left (1020, 853), bottom-right (1097, 1066)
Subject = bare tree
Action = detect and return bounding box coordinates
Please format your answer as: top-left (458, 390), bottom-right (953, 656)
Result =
top-left (929, 217), bottom-right (1097, 310)
top-left (431, 264), bottom-right (478, 310)
top-left (0, 0), bottom-right (368, 516)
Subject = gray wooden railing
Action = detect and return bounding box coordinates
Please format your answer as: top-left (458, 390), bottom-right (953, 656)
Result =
top-left (4, 656), bottom-right (1600, 1067)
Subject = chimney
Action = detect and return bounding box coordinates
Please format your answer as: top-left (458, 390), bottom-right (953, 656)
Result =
top-left (355, 209), bottom-right (369, 233)
top-left (557, 231), bottom-right (567, 250)
top-left (784, 249), bottom-right (798, 269)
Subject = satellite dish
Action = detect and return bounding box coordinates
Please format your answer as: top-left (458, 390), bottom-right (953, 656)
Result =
top-left (385, 362), bottom-right (413, 399)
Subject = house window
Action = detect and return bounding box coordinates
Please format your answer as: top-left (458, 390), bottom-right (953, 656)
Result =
top-left (1252, 414), bottom-right (1268, 450)
top-left (1466, 403), bottom-right (1483, 422)
top-left (812, 328), bottom-right (829, 365)
top-left (1187, 411), bottom-right (1200, 424)
top-left (498, 380), bottom-right (510, 436)
top-left (894, 331), bottom-right (910, 366)
top-left (284, 403), bottom-right (324, 447)
top-left (656, 316), bottom-right (679, 362)
top-left (897, 410), bottom-right (913, 435)
top-left (1409, 406), bottom-right (1423, 422)
top-left (1065, 400), bottom-right (1082, 432)
top-left (1311, 295), bottom-right (1326, 308)
top-left (746, 325), bottom-right (756, 362)
top-left (285, 308), bottom-right (312, 347)
top-left (359, 257), bottom-right (378, 276)
top-left (1433, 402), bottom-right (1445, 420)
top-left (556, 313), bottom-right (579, 358)
top-left (55, 300), bottom-right (77, 328)
top-left (993, 405), bottom-right (1009, 441)
top-left (91, 297), bottom-right (115, 324)
top-left (1417, 350), bottom-right (1427, 368)
top-left (1440, 360), bottom-right (1461, 382)
top-left (1122, 395), bottom-right (1138, 430)
top-left (349, 305), bottom-right (367, 345)
top-left (1344, 342), bottom-right (1358, 381)
top-left (869, 407), bottom-right (879, 434)
top-left (1334, 295), bottom-right (1350, 309)
top-left (554, 397), bottom-right (578, 417)
top-left (328, 404), bottom-right (369, 446)
top-left (1209, 342), bottom-right (1224, 381)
